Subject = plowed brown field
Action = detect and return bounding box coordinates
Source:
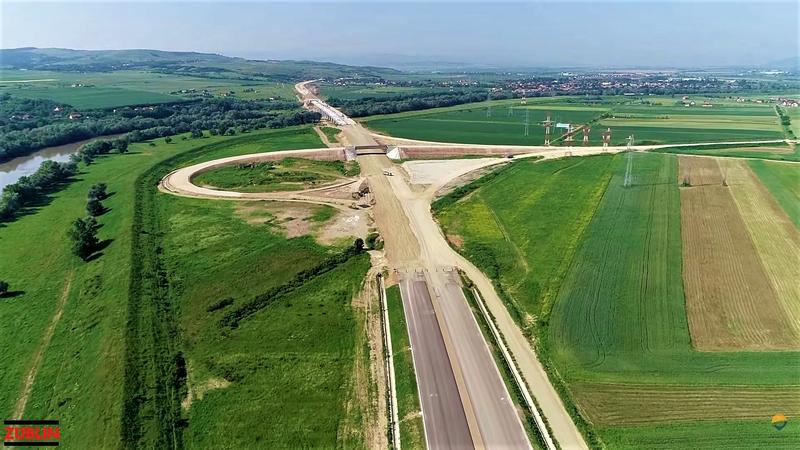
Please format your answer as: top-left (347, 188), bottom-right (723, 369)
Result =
top-left (678, 156), bottom-right (799, 350)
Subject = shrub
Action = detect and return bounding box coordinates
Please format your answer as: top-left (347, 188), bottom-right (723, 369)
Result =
top-left (68, 216), bottom-right (99, 260)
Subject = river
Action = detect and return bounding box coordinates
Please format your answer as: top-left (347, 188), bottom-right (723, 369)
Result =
top-left (0, 134), bottom-right (124, 192)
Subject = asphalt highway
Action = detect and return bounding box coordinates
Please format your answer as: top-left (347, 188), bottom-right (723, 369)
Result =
top-left (400, 276), bottom-right (474, 449)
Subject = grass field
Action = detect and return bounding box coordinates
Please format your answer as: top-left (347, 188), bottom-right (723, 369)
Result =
top-left (322, 84), bottom-right (436, 100)
top-left (161, 191), bottom-right (372, 447)
top-left (749, 159), bottom-right (800, 227)
top-left (193, 157), bottom-right (358, 192)
top-left (385, 285), bottom-right (426, 449)
top-left (363, 95), bottom-right (785, 147)
top-left (437, 156), bottom-right (614, 329)
top-left (320, 126), bottom-right (341, 143)
top-left (1, 85), bottom-right (183, 109)
top-left (0, 69), bottom-right (296, 108)
top-left (0, 125), bottom-right (381, 449)
top-left (0, 131), bottom-right (280, 447)
top-left (435, 152), bottom-right (800, 448)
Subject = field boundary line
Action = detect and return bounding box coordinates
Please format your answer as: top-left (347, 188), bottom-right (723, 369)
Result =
top-left (377, 274), bottom-right (401, 450)
top-left (470, 286), bottom-right (557, 450)
top-left (13, 270), bottom-right (74, 419)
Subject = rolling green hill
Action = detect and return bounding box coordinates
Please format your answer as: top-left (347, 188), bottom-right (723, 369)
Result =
top-left (0, 47), bottom-right (400, 81)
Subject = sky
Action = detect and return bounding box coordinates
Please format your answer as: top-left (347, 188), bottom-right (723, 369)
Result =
top-left (1, 1), bottom-right (798, 69)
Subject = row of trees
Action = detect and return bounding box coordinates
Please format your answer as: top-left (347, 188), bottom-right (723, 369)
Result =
top-left (0, 96), bottom-right (321, 163)
top-left (0, 160), bottom-right (77, 221)
top-left (328, 90), bottom-right (515, 117)
top-left (68, 183), bottom-right (109, 260)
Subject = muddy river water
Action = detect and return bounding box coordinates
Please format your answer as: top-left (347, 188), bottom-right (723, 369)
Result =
top-left (0, 134), bottom-right (123, 191)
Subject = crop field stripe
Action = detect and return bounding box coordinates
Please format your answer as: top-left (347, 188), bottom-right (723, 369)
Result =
top-left (550, 153), bottom-right (688, 366)
top-left (677, 156), bottom-right (798, 350)
top-left (719, 160), bottom-right (800, 337)
top-left (748, 160), bottom-right (800, 228)
top-left (572, 381), bottom-right (800, 426)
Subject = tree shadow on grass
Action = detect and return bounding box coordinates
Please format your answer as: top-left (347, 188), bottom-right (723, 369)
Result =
top-left (84, 238), bottom-right (114, 262)
top-left (0, 291), bottom-right (25, 299)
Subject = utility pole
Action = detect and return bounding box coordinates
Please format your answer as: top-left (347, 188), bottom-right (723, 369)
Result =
top-left (524, 109), bottom-right (529, 136)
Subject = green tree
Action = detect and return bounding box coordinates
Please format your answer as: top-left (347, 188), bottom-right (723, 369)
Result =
top-left (86, 198), bottom-right (104, 216)
top-left (0, 280), bottom-right (8, 297)
top-left (114, 139), bottom-right (129, 153)
top-left (164, 136), bottom-right (173, 144)
top-left (88, 182), bottom-right (108, 201)
top-left (68, 217), bottom-right (99, 260)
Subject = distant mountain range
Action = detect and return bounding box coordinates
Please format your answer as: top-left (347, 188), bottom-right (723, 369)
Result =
top-left (0, 47), bottom-right (401, 81)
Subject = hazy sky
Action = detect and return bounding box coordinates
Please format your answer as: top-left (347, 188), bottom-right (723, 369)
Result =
top-left (1, 1), bottom-right (797, 68)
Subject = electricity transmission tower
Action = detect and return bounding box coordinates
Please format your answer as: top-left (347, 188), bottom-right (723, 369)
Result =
top-left (524, 109), bottom-right (529, 136)
top-left (486, 92), bottom-right (492, 118)
top-left (623, 135), bottom-right (635, 187)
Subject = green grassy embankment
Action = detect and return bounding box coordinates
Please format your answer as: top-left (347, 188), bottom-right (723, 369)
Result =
top-left (320, 126), bottom-right (341, 143)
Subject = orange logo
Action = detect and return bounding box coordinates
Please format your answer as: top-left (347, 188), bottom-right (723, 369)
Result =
top-left (772, 413), bottom-right (788, 430)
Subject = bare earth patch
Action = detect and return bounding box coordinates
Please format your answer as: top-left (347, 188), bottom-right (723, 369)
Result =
top-left (234, 201), bottom-right (368, 243)
top-left (316, 209), bottom-right (369, 245)
top-left (234, 201), bottom-right (315, 238)
top-left (678, 156), bottom-right (798, 350)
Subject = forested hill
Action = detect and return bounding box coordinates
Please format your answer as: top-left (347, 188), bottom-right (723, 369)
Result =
top-left (0, 47), bottom-right (401, 81)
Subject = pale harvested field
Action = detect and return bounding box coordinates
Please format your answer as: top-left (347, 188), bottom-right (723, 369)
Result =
top-left (720, 159), bottom-right (800, 338)
top-left (573, 381), bottom-right (800, 426)
top-left (678, 157), bottom-right (799, 350)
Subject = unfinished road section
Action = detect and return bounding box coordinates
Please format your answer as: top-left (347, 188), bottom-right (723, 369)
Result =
top-left (399, 273), bottom-right (474, 449)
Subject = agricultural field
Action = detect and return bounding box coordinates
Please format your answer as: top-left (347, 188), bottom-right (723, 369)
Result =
top-left (0, 69), bottom-right (296, 109)
top-left (193, 157), bottom-right (359, 192)
top-left (321, 83), bottom-right (438, 100)
top-left (436, 152), bottom-right (800, 448)
top-left (678, 156), bottom-right (799, 350)
top-left (0, 126), bottom-right (380, 449)
top-left (436, 156), bottom-right (614, 327)
top-left (364, 95), bottom-right (785, 147)
top-left (749, 159), bottom-right (800, 227)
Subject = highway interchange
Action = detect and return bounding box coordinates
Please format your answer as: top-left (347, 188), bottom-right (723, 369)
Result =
top-left (160, 82), bottom-right (785, 449)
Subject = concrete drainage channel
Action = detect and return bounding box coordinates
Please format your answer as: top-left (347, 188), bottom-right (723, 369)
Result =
top-left (470, 287), bottom-right (558, 450)
top-left (377, 273), bottom-right (401, 449)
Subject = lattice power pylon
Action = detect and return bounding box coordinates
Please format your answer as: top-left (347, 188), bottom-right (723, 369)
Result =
top-left (540, 112), bottom-right (553, 145)
top-left (602, 128), bottom-right (612, 148)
